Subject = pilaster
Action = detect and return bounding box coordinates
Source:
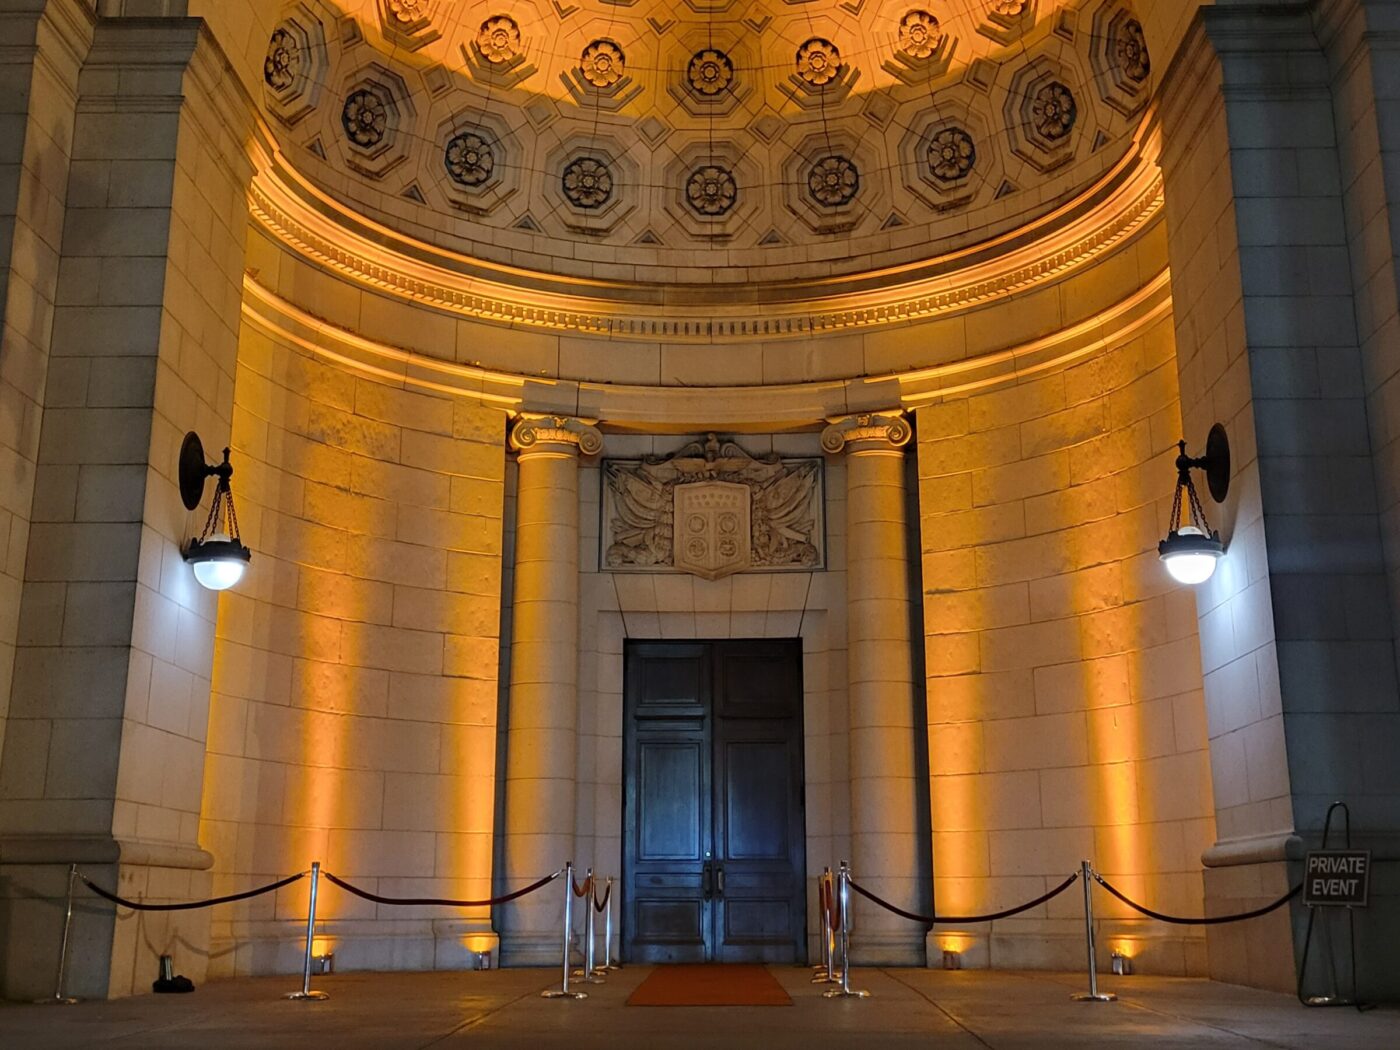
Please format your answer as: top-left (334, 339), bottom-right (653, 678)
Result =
top-left (0, 13), bottom-right (258, 999)
top-left (1158, 3), bottom-right (1400, 994)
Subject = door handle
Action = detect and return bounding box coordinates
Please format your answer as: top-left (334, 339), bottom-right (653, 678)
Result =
top-left (716, 866), bottom-right (725, 897)
top-left (702, 861), bottom-right (713, 899)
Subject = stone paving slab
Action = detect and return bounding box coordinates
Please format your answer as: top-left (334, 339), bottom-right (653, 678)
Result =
top-left (1, 968), bottom-right (1397, 1049)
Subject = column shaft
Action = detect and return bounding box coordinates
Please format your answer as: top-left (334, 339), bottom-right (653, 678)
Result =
top-left (499, 418), bottom-right (597, 963)
top-left (826, 414), bottom-right (926, 964)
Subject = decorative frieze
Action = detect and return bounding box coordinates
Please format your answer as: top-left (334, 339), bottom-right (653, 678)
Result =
top-left (602, 434), bottom-right (824, 580)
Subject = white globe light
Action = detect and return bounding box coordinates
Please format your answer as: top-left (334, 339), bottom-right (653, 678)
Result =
top-left (192, 556), bottom-right (247, 591)
top-left (1159, 525), bottom-right (1223, 586)
top-left (185, 532), bottom-right (251, 591)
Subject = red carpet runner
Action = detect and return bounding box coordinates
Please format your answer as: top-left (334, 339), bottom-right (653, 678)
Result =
top-left (626, 965), bottom-right (793, 1007)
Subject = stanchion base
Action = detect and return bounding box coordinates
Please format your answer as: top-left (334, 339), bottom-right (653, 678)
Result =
top-left (811, 974), bottom-right (840, 984)
top-left (541, 989), bottom-right (588, 1000)
top-left (1304, 996), bottom-right (1357, 1007)
top-left (1071, 993), bottom-right (1117, 1003)
top-left (285, 991), bottom-right (330, 1001)
top-left (35, 997), bottom-right (80, 1005)
top-left (823, 988), bottom-right (870, 999)
top-left (571, 970), bottom-right (606, 984)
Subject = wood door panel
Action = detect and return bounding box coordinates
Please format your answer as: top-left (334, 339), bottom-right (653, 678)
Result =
top-left (722, 898), bottom-right (796, 942)
top-left (637, 742), bottom-right (703, 860)
top-left (721, 739), bottom-right (790, 861)
top-left (714, 640), bottom-right (800, 718)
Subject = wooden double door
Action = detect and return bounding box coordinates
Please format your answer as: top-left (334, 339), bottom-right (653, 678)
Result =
top-left (622, 639), bottom-right (807, 964)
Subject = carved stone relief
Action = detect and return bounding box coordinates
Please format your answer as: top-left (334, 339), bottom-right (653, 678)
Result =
top-left (602, 434), bottom-right (824, 579)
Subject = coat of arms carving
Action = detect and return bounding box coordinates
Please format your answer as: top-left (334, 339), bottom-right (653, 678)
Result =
top-left (602, 434), bottom-right (824, 579)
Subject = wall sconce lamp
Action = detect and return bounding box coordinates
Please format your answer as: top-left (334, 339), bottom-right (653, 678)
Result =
top-left (1159, 424), bottom-right (1230, 586)
top-left (179, 432), bottom-right (251, 591)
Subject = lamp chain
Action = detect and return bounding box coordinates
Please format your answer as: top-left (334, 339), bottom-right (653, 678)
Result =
top-left (199, 478), bottom-right (240, 543)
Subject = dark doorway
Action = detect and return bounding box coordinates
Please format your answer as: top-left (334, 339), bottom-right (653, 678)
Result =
top-left (622, 639), bottom-right (807, 964)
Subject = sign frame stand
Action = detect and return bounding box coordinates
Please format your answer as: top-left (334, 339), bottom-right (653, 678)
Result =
top-left (1296, 801), bottom-right (1372, 1012)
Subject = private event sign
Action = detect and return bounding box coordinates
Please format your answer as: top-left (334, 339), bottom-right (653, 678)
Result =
top-left (1303, 850), bottom-right (1371, 907)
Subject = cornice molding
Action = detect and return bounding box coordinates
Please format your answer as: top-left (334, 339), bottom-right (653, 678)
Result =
top-left (246, 118), bottom-right (1166, 344)
top-left (240, 266), bottom-right (1173, 431)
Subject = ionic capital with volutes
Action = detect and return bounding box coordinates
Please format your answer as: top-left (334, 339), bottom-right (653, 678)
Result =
top-left (820, 410), bottom-right (912, 455)
top-left (508, 414), bottom-right (604, 458)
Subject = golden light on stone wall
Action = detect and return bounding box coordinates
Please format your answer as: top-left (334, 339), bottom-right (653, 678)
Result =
top-left (200, 274), bottom-right (509, 972)
top-left (917, 304), bottom-right (1215, 971)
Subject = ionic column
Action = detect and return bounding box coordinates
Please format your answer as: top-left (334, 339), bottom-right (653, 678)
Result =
top-left (822, 411), bottom-right (925, 964)
top-left (498, 415), bottom-right (601, 964)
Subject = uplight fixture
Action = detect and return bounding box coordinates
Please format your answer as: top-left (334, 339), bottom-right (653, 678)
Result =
top-left (1158, 424), bottom-right (1230, 586)
top-left (179, 432), bottom-right (251, 591)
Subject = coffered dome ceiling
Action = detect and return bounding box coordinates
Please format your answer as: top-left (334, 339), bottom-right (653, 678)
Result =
top-left (252, 0), bottom-right (1155, 297)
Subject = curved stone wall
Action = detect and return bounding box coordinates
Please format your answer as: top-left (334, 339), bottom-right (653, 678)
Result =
top-left (200, 305), bottom-right (509, 974)
top-left (916, 301), bottom-right (1214, 974)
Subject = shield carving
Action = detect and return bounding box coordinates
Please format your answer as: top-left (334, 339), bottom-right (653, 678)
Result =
top-left (673, 481), bottom-right (750, 580)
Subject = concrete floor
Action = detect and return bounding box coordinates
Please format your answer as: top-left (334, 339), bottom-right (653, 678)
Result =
top-left (2, 967), bottom-right (1397, 1049)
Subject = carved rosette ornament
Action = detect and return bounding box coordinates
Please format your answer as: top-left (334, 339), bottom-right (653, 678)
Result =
top-left (688, 49), bottom-right (734, 96)
top-left (562, 157), bottom-right (613, 209)
top-left (581, 39), bottom-right (626, 88)
top-left (929, 127), bottom-right (976, 181)
top-left (342, 89), bottom-right (388, 148)
top-left (807, 155), bottom-right (860, 207)
top-left (444, 131), bottom-right (494, 187)
top-left (898, 11), bottom-right (942, 59)
top-left (1031, 81), bottom-right (1077, 140)
top-left (796, 38), bottom-right (841, 87)
top-left (821, 411), bottom-right (913, 454)
top-left (387, 0), bottom-right (425, 22)
top-left (477, 15), bottom-right (521, 64)
top-left (509, 415), bottom-right (603, 456)
top-left (686, 165), bottom-right (738, 217)
top-left (264, 28), bottom-right (299, 91)
top-left (1115, 18), bottom-right (1150, 83)
top-left (992, 0), bottom-right (1027, 14)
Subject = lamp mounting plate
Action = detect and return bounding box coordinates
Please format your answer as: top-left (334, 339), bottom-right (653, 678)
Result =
top-left (1205, 423), bottom-right (1230, 504)
top-left (179, 432), bottom-right (208, 511)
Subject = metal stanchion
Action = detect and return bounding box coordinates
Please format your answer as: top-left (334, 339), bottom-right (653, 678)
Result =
top-left (599, 876), bottom-right (618, 972)
top-left (285, 861), bottom-right (329, 1001)
top-left (573, 867), bottom-right (605, 983)
top-left (823, 862), bottom-right (869, 999)
top-left (36, 863), bottom-right (80, 1005)
top-left (542, 861), bottom-right (587, 1000)
top-left (812, 868), bottom-right (838, 984)
top-left (1071, 860), bottom-right (1115, 1003)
